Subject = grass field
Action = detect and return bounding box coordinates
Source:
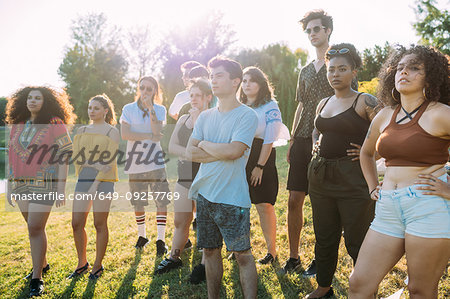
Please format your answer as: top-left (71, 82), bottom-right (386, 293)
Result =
top-left (0, 145), bottom-right (448, 298)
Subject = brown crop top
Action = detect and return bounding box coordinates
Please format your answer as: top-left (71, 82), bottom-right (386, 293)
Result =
top-left (376, 101), bottom-right (450, 167)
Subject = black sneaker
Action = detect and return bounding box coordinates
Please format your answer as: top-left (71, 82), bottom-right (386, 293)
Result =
top-left (156, 240), bottom-right (168, 257)
top-left (154, 258), bottom-right (182, 274)
top-left (306, 287), bottom-right (333, 298)
top-left (302, 259), bottom-right (317, 277)
top-left (281, 257), bottom-right (301, 274)
top-left (189, 264), bottom-right (206, 284)
top-left (192, 218), bottom-right (197, 231)
top-left (184, 239), bottom-right (193, 250)
top-left (29, 278), bottom-right (44, 297)
top-left (258, 253), bottom-right (277, 265)
top-left (134, 236), bottom-right (149, 249)
top-left (24, 264), bottom-right (50, 280)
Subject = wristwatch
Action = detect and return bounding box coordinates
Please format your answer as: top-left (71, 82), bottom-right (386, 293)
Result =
top-left (255, 164), bottom-right (265, 169)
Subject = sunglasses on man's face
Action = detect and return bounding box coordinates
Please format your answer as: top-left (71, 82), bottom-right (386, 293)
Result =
top-left (327, 48), bottom-right (350, 55)
top-left (139, 85), bottom-right (154, 92)
top-left (304, 26), bottom-right (326, 34)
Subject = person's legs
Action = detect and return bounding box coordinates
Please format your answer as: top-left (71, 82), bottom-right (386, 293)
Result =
top-left (307, 189), bottom-right (341, 297)
top-left (72, 195), bottom-right (92, 269)
top-left (287, 191), bottom-right (306, 259)
top-left (18, 199), bottom-right (50, 269)
top-left (255, 203), bottom-right (277, 257)
top-left (405, 234), bottom-right (449, 298)
top-left (196, 194), bottom-right (224, 297)
top-left (171, 183), bottom-right (193, 259)
top-left (129, 173), bottom-right (149, 241)
top-left (348, 230), bottom-right (405, 297)
top-left (27, 203), bottom-right (52, 279)
top-left (204, 247), bottom-right (223, 299)
top-left (234, 249), bottom-right (257, 299)
top-left (91, 194), bottom-right (112, 274)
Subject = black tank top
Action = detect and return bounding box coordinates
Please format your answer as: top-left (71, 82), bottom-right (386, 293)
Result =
top-left (177, 115), bottom-right (193, 147)
top-left (315, 93), bottom-right (370, 159)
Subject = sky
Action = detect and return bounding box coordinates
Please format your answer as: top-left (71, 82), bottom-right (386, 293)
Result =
top-left (0, 0), bottom-right (447, 97)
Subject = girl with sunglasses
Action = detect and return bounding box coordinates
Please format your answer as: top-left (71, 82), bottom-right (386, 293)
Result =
top-left (306, 43), bottom-right (378, 298)
top-left (69, 94), bottom-right (119, 280)
top-left (120, 76), bottom-right (171, 255)
top-left (349, 45), bottom-right (449, 298)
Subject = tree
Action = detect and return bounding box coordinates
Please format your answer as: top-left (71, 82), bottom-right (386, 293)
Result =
top-left (58, 13), bottom-right (133, 123)
top-left (234, 44), bottom-right (307, 130)
top-left (127, 26), bottom-right (159, 80)
top-left (358, 42), bottom-right (393, 81)
top-left (413, 0), bottom-right (449, 55)
top-left (157, 11), bottom-right (236, 112)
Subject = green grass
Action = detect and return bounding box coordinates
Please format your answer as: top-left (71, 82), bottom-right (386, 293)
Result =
top-left (0, 145), bottom-right (448, 298)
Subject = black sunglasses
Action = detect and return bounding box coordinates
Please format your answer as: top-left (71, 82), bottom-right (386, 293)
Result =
top-left (327, 48), bottom-right (350, 55)
top-left (304, 26), bottom-right (326, 34)
top-left (139, 85), bottom-right (154, 92)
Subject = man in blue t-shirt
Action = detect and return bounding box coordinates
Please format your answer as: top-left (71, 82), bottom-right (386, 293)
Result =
top-left (187, 56), bottom-right (258, 298)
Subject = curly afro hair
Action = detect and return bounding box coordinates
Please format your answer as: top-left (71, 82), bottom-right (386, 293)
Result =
top-left (377, 45), bottom-right (449, 107)
top-left (6, 86), bottom-right (76, 124)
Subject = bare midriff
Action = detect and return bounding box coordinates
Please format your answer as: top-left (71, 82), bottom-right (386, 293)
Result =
top-left (382, 164), bottom-right (447, 190)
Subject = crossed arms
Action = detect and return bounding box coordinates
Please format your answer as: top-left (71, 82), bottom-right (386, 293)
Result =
top-left (186, 137), bottom-right (249, 163)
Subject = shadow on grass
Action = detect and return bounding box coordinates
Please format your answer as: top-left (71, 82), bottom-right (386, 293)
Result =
top-left (273, 261), bottom-right (314, 298)
top-left (58, 275), bottom-right (82, 299)
top-left (113, 250), bottom-right (143, 298)
top-left (81, 278), bottom-right (98, 299)
top-left (14, 279), bottom-right (30, 299)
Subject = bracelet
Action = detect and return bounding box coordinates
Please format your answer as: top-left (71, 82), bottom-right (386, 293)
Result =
top-left (369, 188), bottom-right (377, 196)
top-left (255, 164), bottom-right (265, 169)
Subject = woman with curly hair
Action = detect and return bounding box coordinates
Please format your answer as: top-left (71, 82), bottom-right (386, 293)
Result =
top-left (306, 43), bottom-right (378, 298)
top-left (69, 94), bottom-right (119, 280)
top-left (6, 86), bottom-right (75, 296)
top-left (349, 45), bottom-right (449, 298)
top-left (239, 66), bottom-right (290, 265)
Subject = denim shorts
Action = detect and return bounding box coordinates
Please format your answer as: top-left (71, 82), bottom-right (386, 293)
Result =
top-left (196, 194), bottom-right (251, 251)
top-left (370, 174), bottom-right (450, 239)
top-left (74, 167), bottom-right (114, 193)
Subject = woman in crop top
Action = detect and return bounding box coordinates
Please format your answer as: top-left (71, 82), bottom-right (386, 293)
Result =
top-left (306, 43), bottom-right (379, 299)
top-left (154, 79), bottom-right (212, 276)
top-left (69, 94), bottom-right (120, 280)
top-left (349, 45), bottom-right (450, 298)
top-left (239, 67), bottom-right (290, 265)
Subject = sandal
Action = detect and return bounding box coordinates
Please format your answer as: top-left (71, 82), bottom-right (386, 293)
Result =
top-left (89, 266), bottom-right (104, 280)
top-left (68, 262), bottom-right (89, 279)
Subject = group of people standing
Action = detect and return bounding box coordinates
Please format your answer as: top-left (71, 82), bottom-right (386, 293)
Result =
top-left (5, 8), bottom-right (449, 299)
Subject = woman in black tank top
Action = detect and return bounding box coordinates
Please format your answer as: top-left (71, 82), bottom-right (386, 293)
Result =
top-left (306, 43), bottom-right (380, 298)
top-left (155, 79), bottom-right (212, 275)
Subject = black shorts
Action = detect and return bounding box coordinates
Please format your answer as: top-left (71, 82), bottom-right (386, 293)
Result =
top-left (287, 137), bottom-right (312, 193)
top-left (246, 138), bottom-right (278, 205)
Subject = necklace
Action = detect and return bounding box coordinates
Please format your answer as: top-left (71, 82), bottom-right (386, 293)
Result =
top-left (396, 102), bottom-right (424, 124)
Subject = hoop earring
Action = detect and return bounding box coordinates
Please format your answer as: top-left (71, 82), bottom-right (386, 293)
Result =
top-left (391, 88), bottom-right (400, 102)
top-left (422, 87), bottom-right (428, 101)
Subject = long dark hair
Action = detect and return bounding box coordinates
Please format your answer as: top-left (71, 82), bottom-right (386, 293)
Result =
top-left (239, 67), bottom-right (274, 108)
top-left (378, 45), bottom-right (449, 107)
top-left (6, 86), bottom-right (76, 124)
top-left (134, 76), bottom-right (163, 105)
top-left (90, 94), bottom-right (117, 125)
